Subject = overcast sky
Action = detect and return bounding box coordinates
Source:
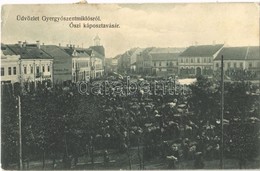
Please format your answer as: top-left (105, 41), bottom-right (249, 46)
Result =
top-left (1, 3), bottom-right (259, 57)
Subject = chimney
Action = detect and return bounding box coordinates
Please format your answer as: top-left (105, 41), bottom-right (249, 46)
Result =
top-left (18, 41), bottom-right (22, 47)
top-left (59, 43), bottom-right (61, 47)
top-left (42, 43), bottom-right (45, 46)
top-left (36, 40), bottom-right (40, 49)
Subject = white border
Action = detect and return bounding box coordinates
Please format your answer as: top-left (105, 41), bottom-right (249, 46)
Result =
top-left (0, 0), bottom-right (260, 4)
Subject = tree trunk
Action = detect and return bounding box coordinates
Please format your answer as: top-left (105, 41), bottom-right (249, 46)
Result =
top-left (127, 147), bottom-right (132, 170)
top-left (42, 150), bottom-right (45, 169)
top-left (91, 146), bottom-right (94, 169)
top-left (142, 144), bottom-right (145, 169)
top-left (52, 153), bottom-right (56, 169)
top-left (137, 138), bottom-right (142, 169)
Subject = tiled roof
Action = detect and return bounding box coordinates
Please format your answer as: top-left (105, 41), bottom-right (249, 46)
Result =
top-left (180, 44), bottom-right (224, 57)
top-left (150, 47), bottom-right (185, 54)
top-left (215, 47), bottom-right (248, 60)
top-left (247, 46), bottom-right (260, 60)
top-left (62, 47), bottom-right (92, 57)
top-left (41, 45), bottom-right (71, 58)
top-left (151, 52), bottom-right (180, 61)
top-left (6, 44), bottom-right (53, 59)
top-left (1, 44), bottom-right (17, 56)
top-left (62, 47), bottom-right (74, 56)
top-left (214, 46), bottom-right (260, 61)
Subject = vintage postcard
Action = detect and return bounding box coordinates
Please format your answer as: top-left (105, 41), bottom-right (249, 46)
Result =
top-left (1, 2), bottom-right (260, 170)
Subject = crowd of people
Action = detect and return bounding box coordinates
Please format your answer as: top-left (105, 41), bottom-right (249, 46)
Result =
top-left (69, 76), bottom-right (259, 169)
top-left (213, 68), bottom-right (259, 81)
top-left (1, 75), bottom-right (260, 169)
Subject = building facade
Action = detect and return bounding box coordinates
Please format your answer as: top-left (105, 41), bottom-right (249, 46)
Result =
top-left (111, 55), bottom-right (121, 73)
top-left (150, 48), bottom-right (185, 77)
top-left (136, 47), bottom-right (185, 76)
top-left (214, 46), bottom-right (260, 79)
top-left (1, 38), bottom-right (105, 84)
top-left (41, 45), bottom-right (72, 83)
top-left (136, 47), bottom-right (154, 75)
top-left (178, 44), bottom-right (224, 77)
top-left (105, 58), bottom-right (112, 73)
top-left (1, 44), bottom-right (21, 83)
top-left (63, 46), bottom-right (104, 82)
top-left (20, 59), bottom-right (53, 84)
top-left (2, 42), bottom-right (54, 84)
top-left (117, 48), bottom-right (145, 74)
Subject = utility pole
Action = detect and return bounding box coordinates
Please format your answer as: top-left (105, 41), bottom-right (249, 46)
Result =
top-left (18, 95), bottom-right (23, 169)
top-left (220, 55), bottom-right (224, 169)
top-left (34, 60), bottom-right (37, 91)
top-left (76, 60), bottom-right (78, 82)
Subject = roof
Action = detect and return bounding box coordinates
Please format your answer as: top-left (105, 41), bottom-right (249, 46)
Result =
top-left (90, 48), bottom-right (104, 58)
top-left (41, 45), bottom-right (71, 58)
top-left (120, 47), bottom-right (145, 64)
top-left (215, 47), bottom-right (248, 60)
top-left (89, 46), bottom-right (105, 57)
top-left (150, 47), bottom-right (185, 54)
top-left (129, 48), bottom-right (146, 64)
top-left (6, 44), bottom-right (53, 59)
top-left (151, 53), bottom-right (180, 61)
top-left (247, 46), bottom-right (260, 60)
top-left (113, 54), bottom-right (122, 59)
top-left (180, 44), bottom-right (224, 57)
top-left (122, 48), bottom-right (138, 57)
top-left (62, 47), bottom-right (92, 57)
top-left (141, 47), bottom-right (155, 60)
top-left (1, 44), bottom-right (17, 56)
top-left (214, 46), bottom-right (260, 61)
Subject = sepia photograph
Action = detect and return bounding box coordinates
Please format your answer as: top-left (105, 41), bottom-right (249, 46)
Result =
top-left (1, 2), bottom-right (260, 170)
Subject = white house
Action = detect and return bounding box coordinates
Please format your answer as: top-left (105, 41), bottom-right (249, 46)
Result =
top-left (178, 44), bottom-right (224, 77)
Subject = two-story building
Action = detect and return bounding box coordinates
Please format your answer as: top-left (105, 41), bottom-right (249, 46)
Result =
top-left (214, 46), bottom-right (260, 79)
top-left (41, 44), bottom-right (72, 83)
top-left (178, 44), bottom-right (224, 77)
top-left (111, 55), bottom-right (121, 73)
top-left (3, 41), bottom-right (54, 85)
top-left (63, 45), bottom-right (104, 82)
top-left (1, 44), bottom-right (21, 84)
top-left (136, 47), bottom-right (154, 75)
top-left (117, 48), bottom-right (145, 74)
top-left (150, 48), bottom-right (185, 76)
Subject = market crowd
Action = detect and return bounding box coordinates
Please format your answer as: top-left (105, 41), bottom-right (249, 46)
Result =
top-left (1, 76), bottom-right (260, 169)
